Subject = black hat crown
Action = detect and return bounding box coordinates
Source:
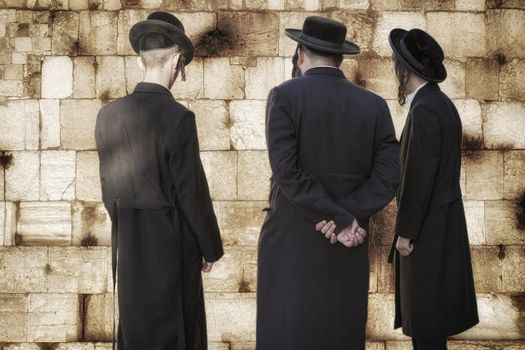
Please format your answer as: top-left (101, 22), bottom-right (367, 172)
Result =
top-left (139, 12), bottom-right (185, 51)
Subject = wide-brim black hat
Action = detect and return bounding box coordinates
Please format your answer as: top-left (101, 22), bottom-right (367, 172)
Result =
top-left (285, 16), bottom-right (360, 55)
top-left (129, 11), bottom-right (194, 65)
top-left (389, 28), bottom-right (446, 83)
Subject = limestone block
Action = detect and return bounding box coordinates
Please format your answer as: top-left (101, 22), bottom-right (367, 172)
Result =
top-left (376, 245), bottom-right (395, 293)
top-left (484, 102), bottom-right (525, 149)
top-left (229, 100), bottom-right (266, 150)
top-left (385, 100), bottom-right (407, 140)
top-left (217, 12), bottom-right (279, 57)
top-left (11, 52), bottom-right (26, 64)
top-left (17, 201), bottom-right (71, 245)
top-left (373, 12), bottom-right (426, 57)
top-left (500, 59), bottom-right (525, 101)
top-left (189, 100), bottom-right (230, 151)
top-left (238, 151), bottom-right (271, 201)
top-left (42, 56), bottom-right (73, 98)
top-left (116, 10), bottom-right (148, 56)
top-left (201, 151), bottom-right (237, 200)
top-left (278, 12), bottom-right (320, 56)
top-left (69, 0), bottom-right (89, 10)
top-left (370, 201), bottom-right (397, 246)
top-left (124, 55), bottom-right (142, 94)
top-left (5, 151), bottom-right (40, 201)
top-left (84, 293), bottom-right (116, 341)
top-left (13, 36), bottom-right (31, 51)
top-left (503, 151), bottom-right (525, 200)
top-left (27, 293), bottom-right (81, 342)
top-left (466, 58), bottom-right (499, 101)
top-left (455, 0), bottom-right (485, 10)
top-left (463, 201), bottom-right (485, 245)
top-left (48, 247), bottom-right (107, 293)
top-left (454, 99), bottom-right (482, 140)
top-left (245, 0), bottom-right (269, 9)
top-left (485, 201), bottom-right (524, 245)
top-left (176, 11), bottom-right (217, 44)
top-left (245, 57), bottom-right (285, 100)
top-left (439, 59), bottom-right (465, 99)
top-left (95, 56), bottom-right (126, 99)
top-left (73, 56), bottom-right (96, 98)
top-left (206, 293), bottom-right (256, 342)
top-left (0, 79), bottom-right (23, 96)
top-left (427, 12), bottom-right (486, 58)
top-left (0, 99), bottom-right (40, 150)
top-left (463, 151), bottom-right (503, 200)
top-left (0, 294), bottom-right (27, 342)
top-left (79, 11), bottom-right (118, 55)
top-left (487, 9), bottom-right (525, 58)
top-left (76, 151), bottom-right (102, 202)
top-left (241, 247), bottom-right (258, 293)
top-left (369, 0), bottom-right (454, 11)
top-left (366, 293), bottom-right (409, 340)
top-left (340, 58), bottom-right (359, 85)
top-left (339, 0), bottom-right (369, 9)
top-left (0, 201), bottom-right (16, 246)
top-left (471, 247), bottom-right (502, 293)
top-left (502, 246), bottom-right (525, 292)
top-left (203, 58), bottom-right (244, 99)
top-left (51, 12), bottom-right (79, 55)
top-left (213, 201), bottom-right (267, 246)
top-left (2, 343), bottom-right (42, 350)
top-left (55, 343), bottom-right (96, 350)
top-left (72, 201), bottom-right (111, 246)
top-left (39, 99), bottom-right (61, 149)
top-left (330, 10), bottom-right (375, 53)
top-left (0, 247), bottom-right (47, 293)
top-left (61, 99), bottom-right (101, 150)
top-left (40, 151), bottom-right (76, 201)
top-left (203, 246), bottom-right (243, 292)
top-left (359, 58), bottom-right (397, 99)
top-left (170, 57), bottom-right (205, 100)
top-left (4, 64), bottom-right (24, 80)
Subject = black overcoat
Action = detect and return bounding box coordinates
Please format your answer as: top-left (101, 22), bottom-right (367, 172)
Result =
top-left (95, 82), bottom-right (223, 350)
top-left (391, 83), bottom-right (479, 338)
top-left (257, 67), bottom-right (400, 350)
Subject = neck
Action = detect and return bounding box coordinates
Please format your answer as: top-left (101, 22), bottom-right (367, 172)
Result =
top-left (142, 67), bottom-right (172, 90)
top-left (406, 75), bottom-right (428, 94)
top-left (301, 60), bottom-right (338, 75)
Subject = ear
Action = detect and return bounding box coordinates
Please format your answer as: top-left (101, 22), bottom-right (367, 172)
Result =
top-left (172, 52), bottom-right (181, 66)
top-left (136, 56), bottom-right (144, 72)
top-left (298, 48), bottom-right (306, 64)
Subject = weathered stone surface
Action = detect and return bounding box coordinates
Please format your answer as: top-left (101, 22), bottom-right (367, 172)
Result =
top-left (485, 201), bottom-right (524, 245)
top-left (370, 201), bottom-right (397, 246)
top-left (439, 60), bottom-right (465, 99)
top-left (466, 58), bottom-right (499, 101)
top-left (241, 246), bottom-right (257, 293)
top-left (73, 56), bottom-right (96, 98)
top-left (0, 247), bottom-right (47, 293)
top-left (201, 151), bottom-right (238, 200)
top-left (40, 150), bottom-right (76, 201)
top-left (464, 151), bottom-right (504, 200)
top-left (471, 247), bottom-right (502, 293)
top-left (17, 201), bottom-right (71, 245)
top-left (79, 11), bottom-right (118, 55)
top-left (0, 79), bottom-right (23, 96)
top-left (373, 12), bottom-right (426, 57)
top-left (487, 9), bottom-right (525, 58)
top-left (385, 100), bottom-right (406, 140)
top-left (27, 293), bottom-right (81, 342)
top-left (48, 247), bottom-right (107, 293)
top-left (96, 56), bottom-right (126, 99)
top-left (61, 99), bottom-right (101, 150)
top-left (76, 151), bottom-right (102, 202)
top-left (367, 293), bottom-right (409, 340)
top-left (72, 201), bottom-right (111, 246)
top-left (0, 201), bottom-right (17, 246)
top-left (206, 293), bottom-right (256, 342)
top-left (375, 245), bottom-right (394, 293)
top-left (203, 58), bottom-right (244, 99)
top-left (171, 57), bottom-right (205, 100)
top-left (359, 58), bottom-right (397, 99)
top-left (245, 57), bottom-right (285, 100)
top-left (214, 201), bottom-right (267, 246)
top-left (278, 12), bottom-right (321, 56)
top-left (484, 102), bottom-right (525, 149)
top-left (229, 100), bottom-right (266, 151)
top-left (55, 343), bottom-right (96, 350)
top-left (454, 99), bottom-right (482, 140)
top-left (2, 343), bottom-right (42, 350)
top-left (0, 294), bottom-right (27, 341)
top-left (84, 293), bottom-right (116, 342)
top-left (503, 151), bottom-right (525, 200)
top-left (427, 12), bottom-right (486, 58)
top-left (456, 0), bottom-right (485, 11)
top-left (238, 151), bottom-right (271, 201)
top-left (51, 12), bottom-right (79, 55)
top-left (4, 64), bottom-right (24, 80)
top-left (39, 99), bottom-right (61, 149)
top-left (189, 100), bottom-right (230, 151)
top-left (5, 151), bottom-right (40, 201)
top-left (502, 246), bottom-right (525, 292)
top-left (124, 55), bottom-right (142, 94)
top-left (0, 99), bottom-right (40, 150)
top-left (331, 10), bottom-right (376, 53)
top-left (500, 59), bottom-right (525, 101)
top-left (463, 201), bottom-right (485, 245)
top-left (42, 56), bottom-right (73, 98)
top-left (203, 246), bottom-right (243, 292)
top-left (370, 0), bottom-right (454, 11)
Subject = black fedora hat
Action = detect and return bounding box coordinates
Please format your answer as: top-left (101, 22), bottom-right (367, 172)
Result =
top-left (129, 11), bottom-right (194, 65)
top-left (389, 28), bottom-right (447, 83)
top-left (285, 16), bottom-right (360, 55)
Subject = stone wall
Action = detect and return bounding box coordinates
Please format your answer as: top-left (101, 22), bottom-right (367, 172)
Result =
top-left (0, 0), bottom-right (524, 349)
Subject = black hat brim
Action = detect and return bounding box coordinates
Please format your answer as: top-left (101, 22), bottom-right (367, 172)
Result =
top-left (389, 28), bottom-right (446, 83)
top-left (285, 28), bottom-right (360, 55)
top-left (129, 19), bottom-right (194, 65)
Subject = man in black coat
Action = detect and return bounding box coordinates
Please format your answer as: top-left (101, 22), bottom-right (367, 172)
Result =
top-left (388, 28), bottom-right (479, 350)
top-left (95, 12), bottom-right (223, 350)
top-left (257, 16), bottom-right (400, 350)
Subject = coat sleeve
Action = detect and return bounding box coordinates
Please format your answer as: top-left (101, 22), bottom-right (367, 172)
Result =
top-left (395, 104), bottom-right (442, 240)
top-left (336, 98), bottom-right (400, 221)
top-left (168, 111), bottom-right (224, 262)
top-left (266, 86), bottom-right (356, 229)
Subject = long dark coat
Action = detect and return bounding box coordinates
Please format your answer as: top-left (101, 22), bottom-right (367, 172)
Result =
top-left (390, 83), bottom-right (479, 338)
top-left (257, 67), bottom-right (400, 350)
top-left (95, 82), bottom-right (224, 350)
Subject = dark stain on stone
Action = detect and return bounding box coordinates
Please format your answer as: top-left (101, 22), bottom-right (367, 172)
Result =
top-left (99, 90), bottom-right (111, 104)
top-left (497, 244), bottom-right (506, 260)
top-left (14, 232), bottom-right (22, 246)
top-left (0, 151), bottom-right (14, 170)
top-left (494, 52), bottom-right (507, 66)
top-left (79, 294), bottom-right (87, 341)
top-left (510, 292), bottom-right (525, 335)
top-left (196, 29), bottom-right (233, 57)
top-left (238, 275), bottom-right (251, 293)
top-left (517, 191), bottom-right (525, 231)
top-left (44, 263), bottom-right (52, 275)
top-left (70, 39), bottom-right (80, 55)
top-left (81, 232), bottom-right (98, 247)
top-left (124, 0), bottom-right (140, 7)
top-left (353, 70), bottom-right (366, 88)
top-left (16, 23), bottom-right (29, 37)
top-left (488, 142), bottom-right (515, 151)
top-left (487, 0), bottom-right (504, 8)
top-left (462, 134), bottom-right (484, 151)
top-left (37, 343), bottom-right (59, 350)
top-left (88, 0), bottom-right (101, 10)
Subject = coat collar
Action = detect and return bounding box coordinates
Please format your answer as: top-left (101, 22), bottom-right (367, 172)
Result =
top-left (304, 66), bottom-right (346, 79)
top-left (133, 82), bottom-right (173, 98)
top-left (410, 82), bottom-right (440, 110)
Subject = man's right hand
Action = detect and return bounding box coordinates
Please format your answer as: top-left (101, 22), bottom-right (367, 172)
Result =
top-left (337, 219), bottom-right (367, 248)
top-left (202, 260), bottom-right (213, 273)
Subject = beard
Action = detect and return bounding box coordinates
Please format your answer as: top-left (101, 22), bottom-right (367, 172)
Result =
top-left (291, 46), bottom-right (302, 78)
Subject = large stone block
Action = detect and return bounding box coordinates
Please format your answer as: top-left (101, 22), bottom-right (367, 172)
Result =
top-left (471, 247), bottom-right (502, 293)
top-left (5, 151), bottom-right (40, 201)
top-left (465, 58), bottom-right (499, 101)
top-left (40, 151), bottom-right (76, 201)
top-left (500, 59), bottom-right (525, 101)
top-left (189, 100), bottom-right (230, 151)
top-left (485, 201), bottom-right (524, 245)
top-left (238, 151), bottom-right (271, 201)
top-left (73, 56), bottom-right (96, 98)
top-left (0, 294), bottom-right (27, 342)
top-left (369, 0), bottom-right (454, 11)
top-left (0, 201), bottom-right (16, 246)
top-left (427, 12), bottom-right (486, 58)
top-left (206, 293), bottom-right (256, 342)
top-left (72, 201), bottom-right (111, 246)
top-left (487, 9), bottom-right (525, 58)
top-left (170, 57), bottom-right (205, 100)
top-left (42, 56), bottom-right (73, 98)
top-left (483, 102), bottom-right (525, 149)
top-left (61, 99), bottom-right (101, 150)
top-left (79, 11), bottom-right (118, 55)
top-left (375, 245), bottom-right (395, 293)
top-left (502, 246), bottom-right (525, 293)
top-left (463, 201), bottom-right (485, 245)
top-left (245, 57), bottom-right (285, 100)
top-left (84, 293), bottom-right (115, 342)
top-left (463, 151), bottom-right (503, 201)
top-left (278, 12), bottom-right (321, 56)
top-left (203, 246), bottom-right (243, 292)
top-left (385, 100), bottom-right (406, 140)
top-left (439, 60), bottom-right (465, 99)
top-left (330, 10), bottom-right (376, 54)
top-left (2, 343), bottom-right (42, 350)
top-left (0, 99), bottom-right (40, 150)
top-left (213, 201), bottom-right (267, 246)
top-left (27, 293), bottom-right (81, 342)
top-left (454, 99), bottom-right (482, 140)
top-left (55, 343), bottom-right (96, 350)
top-left (47, 247), bottom-right (107, 293)
top-left (0, 79), bottom-right (23, 96)
top-left (203, 58), bottom-right (244, 99)
top-left (116, 10), bottom-right (148, 56)
top-left (0, 247), bottom-right (47, 293)
top-left (504, 151), bottom-right (525, 200)
top-left (370, 201), bottom-right (397, 246)
top-left (367, 293), bottom-right (409, 340)
top-left (241, 246), bottom-right (257, 293)
top-left (201, 151), bottom-right (238, 200)
top-left (76, 151), bottom-right (102, 202)
top-left (229, 100), bottom-right (266, 151)
top-left (124, 55), bottom-right (142, 94)
top-left (39, 99), bottom-right (61, 149)
top-left (51, 12), bottom-right (79, 55)
top-left (96, 56), bottom-right (126, 99)
top-left (456, 0), bottom-right (485, 10)
top-left (359, 58), bottom-right (397, 99)
top-left (17, 201), bottom-right (71, 245)
top-left (373, 12), bottom-right (426, 57)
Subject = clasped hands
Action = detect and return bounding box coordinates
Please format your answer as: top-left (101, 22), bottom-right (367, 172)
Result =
top-left (315, 218), bottom-right (367, 247)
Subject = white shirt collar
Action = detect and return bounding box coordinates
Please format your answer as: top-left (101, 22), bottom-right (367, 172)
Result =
top-left (406, 82), bottom-right (428, 109)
